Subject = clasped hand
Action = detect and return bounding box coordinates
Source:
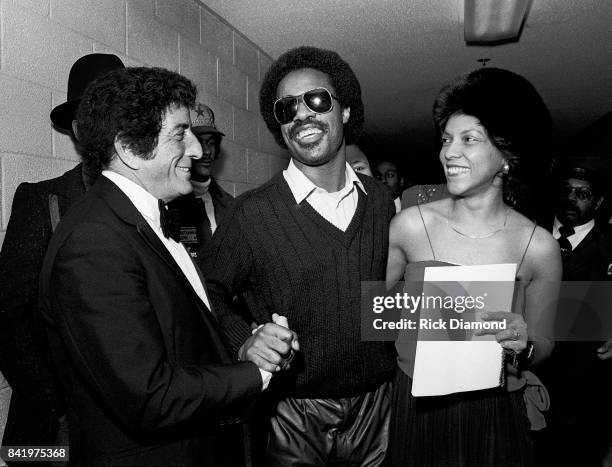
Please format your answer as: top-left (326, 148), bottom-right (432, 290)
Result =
top-left (238, 313), bottom-right (300, 373)
top-left (474, 311), bottom-right (528, 353)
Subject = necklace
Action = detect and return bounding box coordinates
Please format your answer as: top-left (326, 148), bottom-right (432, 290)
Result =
top-left (446, 207), bottom-right (510, 239)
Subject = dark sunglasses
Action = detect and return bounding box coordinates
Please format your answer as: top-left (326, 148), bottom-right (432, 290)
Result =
top-left (559, 185), bottom-right (594, 201)
top-left (273, 88), bottom-right (339, 125)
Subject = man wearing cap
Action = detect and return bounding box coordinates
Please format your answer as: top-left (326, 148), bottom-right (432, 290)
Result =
top-left (0, 53), bottom-right (124, 451)
top-left (551, 157), bottom-right (612, 280)
top-left (168, 103), bottom-right (234, 262)
top-left (537, 156), bottom-right (612, 465)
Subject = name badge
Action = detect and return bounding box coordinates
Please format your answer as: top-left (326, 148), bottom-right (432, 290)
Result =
top-left (179, 226), bottom-right (198, 244)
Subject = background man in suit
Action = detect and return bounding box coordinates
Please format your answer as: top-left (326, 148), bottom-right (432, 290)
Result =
top-left (39, 67), bottom-right (297, 466)
top-left (537, 156), bottom-right (612, 466)
top-left (552, 157), bottom-right (612, 280)
top-left (169, 103), bottom-right (234, 263)
top-left (0, 53), bottom-right (124, 454)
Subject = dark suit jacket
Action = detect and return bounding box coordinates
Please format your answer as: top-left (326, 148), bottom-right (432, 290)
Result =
top-left (38, 175), bottom-right (261, 466)
top-left (168, 177), bottom-right (234, 264)
top-left (0, 163), bottom-right (85, 446)
top-left (538, 218), bottom-right (612, 458)
top-left (560, 222), bottom-right (612, 281)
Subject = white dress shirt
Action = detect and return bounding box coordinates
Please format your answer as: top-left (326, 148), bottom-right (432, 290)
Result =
top-left (102, 171), bottom-right (271, 389)
top-left (552, 217), bottom-right (595, 250)
top-left (283, 159), bottom-right (366, 231)
top-left (103, 171), bottom-right (211, 309)
top-left (394, 196), bottom-right (401, 214)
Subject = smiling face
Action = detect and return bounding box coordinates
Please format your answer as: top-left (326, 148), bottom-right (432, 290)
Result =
top-left (137, 104), bottom-right (202, 202)
top-left (439, 113), bottom-right (506, 197)
top-left (276, 68), bottom-right (349, 168)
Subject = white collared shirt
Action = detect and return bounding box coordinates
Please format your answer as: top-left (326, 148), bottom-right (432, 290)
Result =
top-left (394, 196), bottom-right (401, 214)
top-left (192, 179), bottom-right (218, 234)
top-left (102, 171), bottom-right (211, 310)
top-left (282, 159), bottom-right (366, 231)
top-left (552, 217), bottom-right (595, 250)
top-left (103, 171), bottom-right (271, 390)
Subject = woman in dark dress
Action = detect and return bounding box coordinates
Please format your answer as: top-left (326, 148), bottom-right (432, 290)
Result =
top-left (386, 68), bottom-right (562, 466)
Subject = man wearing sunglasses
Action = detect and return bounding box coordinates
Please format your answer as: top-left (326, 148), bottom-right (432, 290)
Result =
top-left (551, 156), bottom-right (611, 279)
top-left (202, 46), bottom-right (396, 466)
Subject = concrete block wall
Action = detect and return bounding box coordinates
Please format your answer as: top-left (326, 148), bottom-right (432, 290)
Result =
top-left (0, 0), bottom-right (290, 249)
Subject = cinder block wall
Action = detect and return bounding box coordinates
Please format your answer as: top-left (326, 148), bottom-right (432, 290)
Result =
top-left (0, 0), bottom-right (290, 249)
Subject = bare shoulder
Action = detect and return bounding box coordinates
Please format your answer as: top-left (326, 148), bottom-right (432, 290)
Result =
top-left (511, 212), bottom-right (561, 279)
top-left (512, 212), bottom-right (557, 256)
top-left (392, 200), bottom-right (447, 237)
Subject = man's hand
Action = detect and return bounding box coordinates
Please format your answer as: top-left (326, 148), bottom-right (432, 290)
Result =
top-left (238, 314), bottom-right (299, 372)
top-left (597, 338), bottom-right (612, 360)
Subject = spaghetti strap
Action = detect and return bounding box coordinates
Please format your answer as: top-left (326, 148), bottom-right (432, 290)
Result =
top-left (416, 203), bottom-right (436, 260)
top-left (517, 223), bottom-right (537, 275)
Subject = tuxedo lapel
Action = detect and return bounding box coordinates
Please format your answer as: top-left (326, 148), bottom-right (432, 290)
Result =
top-left (136, 218), bottom-right (216, 317)
top-left (93, 176), bottom-right (212, 313)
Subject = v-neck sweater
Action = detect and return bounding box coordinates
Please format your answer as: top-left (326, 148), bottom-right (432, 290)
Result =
top-left (203, 172), bottom-right (396, 398)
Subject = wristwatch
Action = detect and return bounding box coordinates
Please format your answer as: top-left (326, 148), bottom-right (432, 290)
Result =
top-left (511, 342), bottom-right (535, 370)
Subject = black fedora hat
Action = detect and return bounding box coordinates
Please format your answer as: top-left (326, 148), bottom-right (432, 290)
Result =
top-left (50, 53), bottom-right (124, 133)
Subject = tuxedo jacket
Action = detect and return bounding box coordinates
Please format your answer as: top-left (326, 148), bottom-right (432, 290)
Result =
top-left (38, 175), bottom-right (261, 466)
top-left (0, 163), bottom-right (85, 446)
top-left (168, 178), bottom-right (234, 264)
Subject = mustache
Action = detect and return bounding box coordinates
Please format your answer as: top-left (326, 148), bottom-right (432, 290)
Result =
top-left (559, 202), bottom-right (579, 213)
top-left (289, 117), bottom-right (328, 139)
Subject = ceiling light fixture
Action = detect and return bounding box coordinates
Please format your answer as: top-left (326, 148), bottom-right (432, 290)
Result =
top-left (464, 0), bottom-right (531, 43)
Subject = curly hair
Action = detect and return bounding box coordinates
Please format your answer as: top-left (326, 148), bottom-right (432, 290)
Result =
top-left (259, 46), bottom-right (364, 148)
top-left (76, 67), bottom-right (197, 173)
top-left (433, 67), bottom-right (553, 216)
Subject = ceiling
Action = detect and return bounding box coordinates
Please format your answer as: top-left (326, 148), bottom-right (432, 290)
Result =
top-left (203, 0), bottom-right (612, 179)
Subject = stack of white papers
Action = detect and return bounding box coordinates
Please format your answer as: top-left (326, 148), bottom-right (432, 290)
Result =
top-left (412, 263), bottom-right (517, 397)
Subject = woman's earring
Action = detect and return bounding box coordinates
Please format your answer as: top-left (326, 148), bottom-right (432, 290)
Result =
top-left (502, 162), bottom-right (510, 174)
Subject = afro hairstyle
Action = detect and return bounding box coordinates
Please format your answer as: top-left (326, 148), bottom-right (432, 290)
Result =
top-left (433, 67), bottom-right (553, 215)
top-left (259, 46), bottom-right (364, 148)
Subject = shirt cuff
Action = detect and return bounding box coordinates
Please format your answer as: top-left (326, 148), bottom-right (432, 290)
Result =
top-left (259, 368), bottom-right (273, 390)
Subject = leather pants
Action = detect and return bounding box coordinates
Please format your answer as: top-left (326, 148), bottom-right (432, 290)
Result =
top-left (267, 382), bottom-right (391, 466)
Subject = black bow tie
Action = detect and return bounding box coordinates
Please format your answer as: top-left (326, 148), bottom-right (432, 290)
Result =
top-left (158, 200), bottom-right (180, 242)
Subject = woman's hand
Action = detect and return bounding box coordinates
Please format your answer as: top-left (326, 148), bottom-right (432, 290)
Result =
top-left (475, 311), bottom-right (528, 353)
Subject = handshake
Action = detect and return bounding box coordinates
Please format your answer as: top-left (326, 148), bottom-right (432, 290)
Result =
top-left (238, 313), bottom-right (300, 373)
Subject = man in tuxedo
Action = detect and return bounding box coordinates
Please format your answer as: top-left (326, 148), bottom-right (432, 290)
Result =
top-left (39, 67), bottom-right (297, 466)
top-left (169, 103), bottom-right (234, 263)
top-left (0, 53), bottom-right (124, 453)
